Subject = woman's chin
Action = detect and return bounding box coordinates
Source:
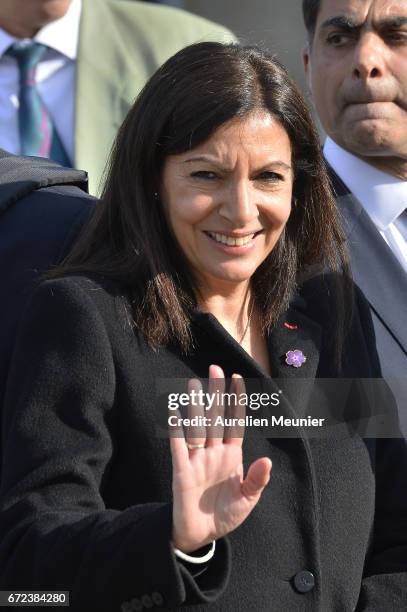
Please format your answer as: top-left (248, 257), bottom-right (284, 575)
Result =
top-left (201, 266), bottom-right (257, 286)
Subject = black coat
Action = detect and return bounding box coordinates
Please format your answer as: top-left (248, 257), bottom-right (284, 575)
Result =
top-left (0, 150), bottom-right (95, 434)
top-left (1, 274), bottom-right (406, 612)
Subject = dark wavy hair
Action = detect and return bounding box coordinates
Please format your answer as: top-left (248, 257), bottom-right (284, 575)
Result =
top-left (50, 42), bottom-right (348, 356)
top-left (302, 0), bottom-right (321, 40)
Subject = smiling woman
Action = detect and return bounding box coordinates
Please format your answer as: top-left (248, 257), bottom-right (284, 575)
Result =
top-left (58, 41), bottom-right (347, 356)
top-left (1, 42), bottom-right (407, 612)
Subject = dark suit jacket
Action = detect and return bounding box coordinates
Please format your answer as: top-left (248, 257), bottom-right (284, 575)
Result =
top-left (1, 274), bottom-right (406, 611)
top-left (0, 150), bottom-right (96, 467)
top-left (329, 167), bottom-right (407, 436)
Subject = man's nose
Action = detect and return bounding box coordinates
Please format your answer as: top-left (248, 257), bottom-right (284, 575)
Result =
top-left (218, 180), bottom-right (258, 226)
top-left (352, 33), bottom-right (386, 80)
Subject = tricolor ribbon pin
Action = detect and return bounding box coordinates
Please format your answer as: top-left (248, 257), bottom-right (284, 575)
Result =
top-left (284, 322), bottom-right (298, 330)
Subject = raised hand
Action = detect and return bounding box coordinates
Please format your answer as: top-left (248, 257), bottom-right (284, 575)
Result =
top-left (170, 364), bottom-right (272, 553)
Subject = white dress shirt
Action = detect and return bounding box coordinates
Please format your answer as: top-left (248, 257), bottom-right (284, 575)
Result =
top-left (324, 137), bottom-right (407, 273)
top-left (0, 0), bottom-right (82, 163)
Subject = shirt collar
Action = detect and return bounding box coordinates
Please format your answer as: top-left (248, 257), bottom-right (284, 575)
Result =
top-left (0, 0), bottom-right (81, 60)
top-left (0, 27), bottom-right (16, 56)
top-left (324, 137), bottom-right (407, 230)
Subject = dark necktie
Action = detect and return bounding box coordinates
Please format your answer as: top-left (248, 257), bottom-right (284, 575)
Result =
top-left (6, 41), bottom-right (71, 166)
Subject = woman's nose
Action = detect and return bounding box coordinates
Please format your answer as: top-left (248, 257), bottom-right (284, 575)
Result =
top-left (218, 179), bottom-right (258, 226)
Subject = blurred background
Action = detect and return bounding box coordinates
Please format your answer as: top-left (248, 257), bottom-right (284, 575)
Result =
top-left (173, 0), bottom-right (309, 94)
top-left (153, 0), bottom-right (323, 133)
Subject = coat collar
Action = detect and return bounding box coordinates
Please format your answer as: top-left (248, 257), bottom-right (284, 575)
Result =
top-left (267, 299), bottom-right (321, 381)
top-left (192, 297), bottom-right (322, 422)
top-left (266, 300), bottom-right (322, 424)
top-left (0, 149), bottom-right (88, 213)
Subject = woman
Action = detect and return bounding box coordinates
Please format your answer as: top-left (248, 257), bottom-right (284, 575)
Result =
top-left (1, 43), bottom-right (406, 611)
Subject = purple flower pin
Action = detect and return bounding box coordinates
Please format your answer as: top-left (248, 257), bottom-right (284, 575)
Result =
top-left (285, 349), bottom-right (307, 368)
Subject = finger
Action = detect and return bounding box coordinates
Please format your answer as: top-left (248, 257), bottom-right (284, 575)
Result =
top-left (185, 378), bottom-right (206, 450)
top-left (206, 364), bottom-right (225, 446)
top-left (169, 409), bottom-right (189, 472)
top-left (224, 374), bottom-right (246, 445)
top-left (241, 457), bottom-right (272, 500)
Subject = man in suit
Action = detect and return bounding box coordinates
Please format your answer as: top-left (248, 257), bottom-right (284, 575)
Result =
top-left (302, 0), bottom-right (407, 432)
top-left (0, 0), bottom-right (235, 195)
top-left (0, 149), bottom-right (96, 470)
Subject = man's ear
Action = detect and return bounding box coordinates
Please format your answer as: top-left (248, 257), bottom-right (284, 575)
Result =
top-left (302, 46), bottom-right (312, 94)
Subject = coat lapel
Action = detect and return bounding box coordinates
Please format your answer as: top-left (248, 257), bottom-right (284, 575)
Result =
top-left (192, 304), bottom-right (322, 573)
top-left (266, 304), bottom-right (322, 421)
top-left (267, 306), bottom-right (321, 380)
top-left (193, 302), bottom-right (322, 424)
top-left (331, 169), bottom-right (407, 355)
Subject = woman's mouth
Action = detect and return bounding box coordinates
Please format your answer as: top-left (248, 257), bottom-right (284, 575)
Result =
top-left (204, 230), bottom-right (263, 247)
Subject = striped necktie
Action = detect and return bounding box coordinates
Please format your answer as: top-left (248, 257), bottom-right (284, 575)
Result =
top-left (6, 41), bottom-right (71, 166)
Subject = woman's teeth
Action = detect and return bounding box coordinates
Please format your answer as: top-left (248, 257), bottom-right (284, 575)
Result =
top-left (207, 232), bottom-right (255, 246)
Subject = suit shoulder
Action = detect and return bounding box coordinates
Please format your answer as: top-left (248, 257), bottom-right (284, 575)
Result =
top-left (105, 0), bottom-right (236, 45)
top-left (28, 185), bottom-right (96, 220)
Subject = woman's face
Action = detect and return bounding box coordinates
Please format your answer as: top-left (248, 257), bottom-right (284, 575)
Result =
top-left (160, 111), bottom-right (293, 291)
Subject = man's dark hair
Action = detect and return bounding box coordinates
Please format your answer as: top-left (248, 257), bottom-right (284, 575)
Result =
top-left (51, 41), bottom-right (349, 365)
top-left (302, 0), bottom-right (321, 39)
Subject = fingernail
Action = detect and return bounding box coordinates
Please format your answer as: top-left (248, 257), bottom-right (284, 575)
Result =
top-left (210, 364), bottom-right (224, 377)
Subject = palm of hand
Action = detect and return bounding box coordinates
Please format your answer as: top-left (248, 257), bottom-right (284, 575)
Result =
top-left (170, 366), bottom-right (272, 553)
top-left (173, 444), bottom-right (250, 549)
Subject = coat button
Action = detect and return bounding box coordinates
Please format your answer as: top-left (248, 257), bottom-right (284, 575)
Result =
top-left (141, 594), bottom-right (153, 608)
top-left (151, 592), bottom-right (164, 606)
top-left (293, 570), bottom-right (315, 593)
top-left (130, 598), bottom-right (143, 611)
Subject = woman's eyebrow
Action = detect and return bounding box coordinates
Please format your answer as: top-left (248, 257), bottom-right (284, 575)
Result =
top-left (183, 155), bottom-right (220, 164)
top-left (262, 161), bottom-right (292, 172)
top-left (183, 156), bottom-right (291, 171)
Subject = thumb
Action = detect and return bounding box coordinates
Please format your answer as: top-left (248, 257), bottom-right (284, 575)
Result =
top-left (241, 457), bottom-right (272, 500)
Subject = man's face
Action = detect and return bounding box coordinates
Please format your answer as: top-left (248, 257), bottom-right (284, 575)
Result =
top-left (0, 0), bottom-right (72, 37)
top-left (304, 0), bottom-right (407, 162)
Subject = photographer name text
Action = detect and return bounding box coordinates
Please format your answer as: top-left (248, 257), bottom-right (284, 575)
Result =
top-left (168, 415), bottom-right (326, 428)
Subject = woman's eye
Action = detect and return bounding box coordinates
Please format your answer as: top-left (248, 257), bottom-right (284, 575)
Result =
top-left (191, 171), bottom-right (217, 180)
top-left (257, 171), bottom-right (283, 182)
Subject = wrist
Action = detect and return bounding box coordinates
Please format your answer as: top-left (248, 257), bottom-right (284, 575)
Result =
top-left (172, 528), bottom-right (211, 554)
